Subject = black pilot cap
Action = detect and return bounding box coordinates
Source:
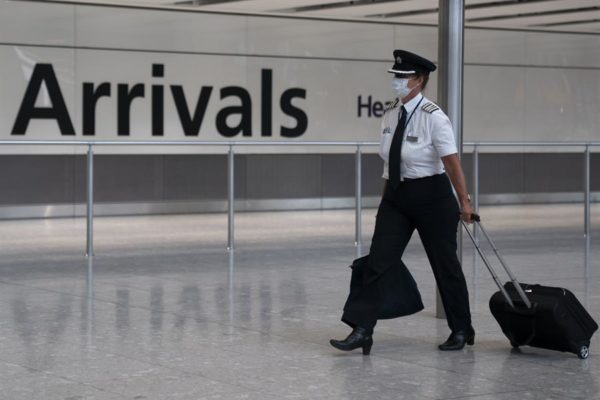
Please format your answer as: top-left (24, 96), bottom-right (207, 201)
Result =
top-left (388, 49), bottom-right (436, 76)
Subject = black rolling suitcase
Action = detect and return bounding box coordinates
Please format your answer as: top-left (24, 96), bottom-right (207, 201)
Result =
top-left (463, 215), bottom-right (598, 359)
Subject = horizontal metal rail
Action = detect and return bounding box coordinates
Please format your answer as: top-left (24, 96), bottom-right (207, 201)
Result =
top-left (464, 141), bottom-right (600, 147)
top-left (0, 139), bottom-right (378, 254)
top-left (0, 140), bottom-right (595, 271)
top-left (0, 140), bottom-right (380, 146)
top-left (2, 140), bottom-right (600, 146)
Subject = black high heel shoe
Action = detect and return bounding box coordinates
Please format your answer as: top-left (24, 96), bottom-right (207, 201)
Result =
top-left (330, 327), bottom-right (373, 355)
top-left (438, 328), bottom-right (475, 351)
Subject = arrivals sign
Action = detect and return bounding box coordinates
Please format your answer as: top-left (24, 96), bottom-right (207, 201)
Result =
top-left (12, 64), bottom-right (308, 139)
top-left (1, 46), bottom-right (393, 150)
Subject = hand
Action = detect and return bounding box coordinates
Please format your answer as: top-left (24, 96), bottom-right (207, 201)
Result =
top-left (460, 200), bottom-right (475, 224)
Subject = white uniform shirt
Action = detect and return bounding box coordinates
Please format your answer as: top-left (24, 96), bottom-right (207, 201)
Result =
top-left (379, 93), bottom-right (457, 180)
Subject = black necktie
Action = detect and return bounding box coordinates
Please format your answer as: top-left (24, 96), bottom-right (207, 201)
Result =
top-left (389, 106), bottom-right (407, 189)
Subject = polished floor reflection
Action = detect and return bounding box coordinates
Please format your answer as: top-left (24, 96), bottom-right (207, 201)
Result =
top-left (0, 204), bottom-right (599, 399)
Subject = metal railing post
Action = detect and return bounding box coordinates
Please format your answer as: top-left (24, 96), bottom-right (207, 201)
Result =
top-left (355, 145), bottom-right (362, 250)
top-left (584, 145), bottom-right (591, 278)
top-left (86, 144), bottom-right (94, 257)
top-left (227, 145), bottom-right (235, 251)
top-left (473, 145), bottom-right (480, 215)
top-left (472, 144), bottom-right (480, 279)
top-left (437, 0), bottom-right (465, 320)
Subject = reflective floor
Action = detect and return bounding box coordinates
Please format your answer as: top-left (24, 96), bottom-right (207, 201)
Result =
top-left (0, 204), bottom-right (599, 399)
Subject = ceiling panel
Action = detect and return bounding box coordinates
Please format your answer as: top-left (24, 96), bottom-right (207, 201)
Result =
top-left (548, 21), bottom-right (600, 32)
top-left (34, 0), bottom-right (600, 33)
top-left (191, 0), bottom-right (332, 12)
top-left (465, 0), bottom-right (600, 20)
top-left (292, 0), bottom-right (439, 18)
top-left (290, 0), bottom-right (505, 18)
top-left (384, 14), bottom-right (439, 25)
top-left (468, 10), bottom-right (600, 28)
top-left (115, 0), bottom-right (173, 4)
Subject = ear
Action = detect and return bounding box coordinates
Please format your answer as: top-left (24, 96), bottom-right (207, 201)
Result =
top-left (416, 75), bottom-right (425, 87)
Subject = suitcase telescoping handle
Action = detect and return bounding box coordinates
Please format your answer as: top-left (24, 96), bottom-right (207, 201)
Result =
top-left (462, 214), bottom-right (533, 310)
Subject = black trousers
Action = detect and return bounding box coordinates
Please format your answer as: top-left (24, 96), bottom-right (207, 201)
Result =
top-left (341, 173), bottom-right (472, 333)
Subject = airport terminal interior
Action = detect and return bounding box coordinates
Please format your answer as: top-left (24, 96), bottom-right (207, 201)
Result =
top-left (1, 0), bottom-right (600, 399)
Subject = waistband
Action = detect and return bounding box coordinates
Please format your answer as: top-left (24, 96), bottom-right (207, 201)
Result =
top-left (401, 173), bottom-right (445, 183)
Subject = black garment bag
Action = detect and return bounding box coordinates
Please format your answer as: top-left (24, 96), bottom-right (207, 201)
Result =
top-left (463, 216), bottom-right (598, 359)
top-left (345, 254), bottom-right (424, 320)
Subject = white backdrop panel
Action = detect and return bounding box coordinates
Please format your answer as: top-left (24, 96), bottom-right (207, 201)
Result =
top-left (246, 17), bottom-right (393, 60)
top-left (74, 6), bottom-right (248, 55)
top-left (463, 65), bottom-right (527, 142)
top-left (524, 68), bottom-right (600, 142)
top-left (0, 1), bottom-right (75, 46)
top-left (393, 24), bottom-right (438, 65)
top-left (465, 29), bottom-right (527, 65)
top-left (0, 1), bottom-right (599, 155)
top-left (525, 32), bottom-right (600, 68)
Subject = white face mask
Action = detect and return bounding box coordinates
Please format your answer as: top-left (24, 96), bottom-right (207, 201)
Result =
top-left (391, 77), bottom-right (414, 99)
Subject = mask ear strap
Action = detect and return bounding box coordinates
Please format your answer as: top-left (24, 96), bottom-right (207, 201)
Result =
top-left (407, 80), bottom-right (422, 96)
top-left (417, 74), bottom-right (427, 91)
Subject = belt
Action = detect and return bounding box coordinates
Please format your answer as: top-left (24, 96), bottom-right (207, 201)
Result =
top-left (401, 173), bottom-right (444, 182)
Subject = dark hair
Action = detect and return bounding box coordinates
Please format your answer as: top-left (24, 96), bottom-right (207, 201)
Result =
top-left (417, 73), bottom-right (430, 91)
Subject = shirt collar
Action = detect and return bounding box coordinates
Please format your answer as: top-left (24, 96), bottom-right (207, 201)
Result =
top-left (402, 92), bottom-right (423, 114)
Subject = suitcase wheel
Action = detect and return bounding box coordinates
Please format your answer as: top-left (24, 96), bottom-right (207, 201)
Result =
top-left (578, 346), bottom-right (589, 360)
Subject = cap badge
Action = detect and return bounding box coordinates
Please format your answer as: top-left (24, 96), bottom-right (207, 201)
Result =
top-left (396, 56), bottom-right (402, 64)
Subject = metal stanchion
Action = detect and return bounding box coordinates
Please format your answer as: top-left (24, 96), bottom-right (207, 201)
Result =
top-left (86, 144), bottom-right (94, 257)
top-left (584, 145), bottom-right (591, 280)
top-left (227, 145), bottom-right (235, 251)
top-left (228, 250), bottom-right (235, 327)
top-left (86, 254), bottom-right (95, 346)
top-left (436, 0), bottom-right (465, 320)
top-left (355, 145), bottom-right (363, 252)
top-left (472, 145), bottom-right (480, 281)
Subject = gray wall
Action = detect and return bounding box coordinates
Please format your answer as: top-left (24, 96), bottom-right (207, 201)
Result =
top-left (0, 153), bottom-right (380, 204)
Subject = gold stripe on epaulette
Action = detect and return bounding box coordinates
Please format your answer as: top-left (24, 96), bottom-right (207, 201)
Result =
top-left (421, 102), bottom-right (440, 113)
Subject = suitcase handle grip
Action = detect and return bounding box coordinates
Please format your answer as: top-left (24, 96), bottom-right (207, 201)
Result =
top-left (462, 216), bottom-right (533, 310)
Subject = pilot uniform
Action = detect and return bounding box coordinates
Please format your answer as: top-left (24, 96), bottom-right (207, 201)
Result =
top-left (339, 50), bottom-right (472, 343)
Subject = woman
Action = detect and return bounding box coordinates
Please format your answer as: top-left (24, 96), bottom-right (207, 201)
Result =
top-left (330, 49), bottom-right (475, 355)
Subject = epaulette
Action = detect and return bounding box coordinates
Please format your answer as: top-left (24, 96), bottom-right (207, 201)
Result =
top-left (384, 98), bottom-right (399, 112)
top-left (421, 102), bottom-right (440, 113)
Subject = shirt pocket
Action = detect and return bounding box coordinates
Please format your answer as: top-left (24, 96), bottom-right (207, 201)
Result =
top-left (378, 132), bottom-right (393, 162)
